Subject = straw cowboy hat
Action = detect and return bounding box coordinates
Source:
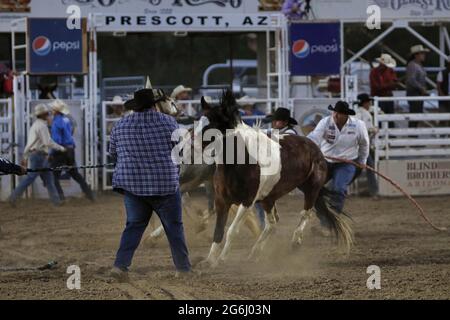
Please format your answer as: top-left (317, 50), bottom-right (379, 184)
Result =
top-left (49, 99), bottom-right (69, 114)
top-left (112, 96), bottom-right (124, 104)
top-left (376, 53), bottom-right (397, 69)
top-left (237, 96), bottom-right (255, 107)
top-left (410, 44), bottom-right (430, 56)
top-left (171, 85), bottom-right (192, 99)
top-left (34, 104), bottom-right (50, 117)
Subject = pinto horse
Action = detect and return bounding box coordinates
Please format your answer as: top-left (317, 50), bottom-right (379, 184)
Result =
top-left (198, 91), bottom-right (353, 268)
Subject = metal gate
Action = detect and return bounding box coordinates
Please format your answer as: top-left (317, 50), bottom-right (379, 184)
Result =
top-left (101, 76), bottom-right (146, 102)
top-left (0, 98), bottom-right (13, 200)
top-left (101, 99), bottom-right (125, 190)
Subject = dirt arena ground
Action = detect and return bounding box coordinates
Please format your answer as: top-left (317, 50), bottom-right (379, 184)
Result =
top-left (0, 192), bottom-right (449, 300)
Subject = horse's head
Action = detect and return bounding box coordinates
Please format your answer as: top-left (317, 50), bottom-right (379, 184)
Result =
top-left (145, 78), bottom-right (179, 117)
top-left (202, 90), bottom-right (241, 134)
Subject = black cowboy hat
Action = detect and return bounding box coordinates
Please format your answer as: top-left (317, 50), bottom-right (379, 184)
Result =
top-left (356, 93), bottom-right (373, 106)
top-left (124, 89), bottom-right (163, 111)
top-left (328, 101), bottom-right (356, 116)
top-left (264, 107), bottom-right (298, 125)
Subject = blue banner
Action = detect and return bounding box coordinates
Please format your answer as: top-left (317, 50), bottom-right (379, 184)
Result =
top-left (290, 22), bottom-right (341, 76)
top-left (28, 18), bottom-right (87, 74)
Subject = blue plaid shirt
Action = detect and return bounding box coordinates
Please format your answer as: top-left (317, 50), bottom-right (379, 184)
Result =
top-left (109, 109), bottom-right (180, 196)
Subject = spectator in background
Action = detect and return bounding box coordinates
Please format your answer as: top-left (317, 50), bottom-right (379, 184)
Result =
top-left (406, 45), bottom-right (430, 128)
top-left (437, 57), bottom-right (450, 114)
top-left (355, 94), bottom-right (379, 198)
top-left (171, 85), bottom-right (196, 118)
top-left (49, 100), bottom-right (95, 202)
top-left (9, 104), bottom-right (65, 207)
top-left (370, 53), bottom-right (398, 115)
top-left (107, 96), bottom-right (126, 134)
top-left (238, 96), bottom-right (265, 127)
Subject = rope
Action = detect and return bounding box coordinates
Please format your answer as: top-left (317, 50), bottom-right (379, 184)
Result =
top-left (325, 156), bottom-right (447, 232)
top-left (27, 163), bottom-right (115, 173)
top-left (0, 163), bottom-right (115, 176)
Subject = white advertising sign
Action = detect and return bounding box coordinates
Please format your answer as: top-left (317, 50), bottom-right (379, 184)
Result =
top-left (1, 0), bottom-right (266, 32)
top-left (379, 159), bottom-right (450, 196)
top-left (1, 0), bottom-right (449, 33)
top-left (94, 13), bottom-right (278, 32)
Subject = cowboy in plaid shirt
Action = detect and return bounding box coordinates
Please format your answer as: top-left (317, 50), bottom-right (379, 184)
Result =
top-left (109, 88), bottom-right (191, 281)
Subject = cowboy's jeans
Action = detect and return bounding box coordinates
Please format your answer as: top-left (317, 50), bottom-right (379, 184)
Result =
top-left (50, 148), bottom-right (94, 201)
top-left (316, 162), bottom-right (356, 228)
top-left (9, 152), bottom-right (61, 205)
top-left (114, 189), bottom-right (191, 272)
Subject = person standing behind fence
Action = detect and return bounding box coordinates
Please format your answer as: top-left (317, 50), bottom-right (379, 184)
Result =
top-left (437, 57), bottom-right (450, 115)
top-left (370, 53), bottom-right (398, 115)
top-left (8, 104), bottom-right (65, 207)
top-left (355, 94), bottom-right (379, 198)
top-left (406, 45), bottom-right (430, 128)
top-left (49, 100), bottom-right (95, 202)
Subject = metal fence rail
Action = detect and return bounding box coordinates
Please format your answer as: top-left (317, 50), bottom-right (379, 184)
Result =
top-left (374, 96), bottom-right (450, 165)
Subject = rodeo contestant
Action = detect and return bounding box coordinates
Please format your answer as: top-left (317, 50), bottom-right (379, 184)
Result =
top-left (109, 88), bottom-right (191, 281)
top-left (308, 101), bottom-right (369, 227)
top-left (0, 157), bottom-right (26, 175)
top-left (265, 107), bottom-right (299, 135)
top-left (9, 104), bottom-right (65, 206)
top-left (49, 100), bottom-right (95, 202)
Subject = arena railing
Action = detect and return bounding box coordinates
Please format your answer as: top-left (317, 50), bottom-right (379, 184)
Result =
top-left (0, 98), bottom-right (13, 200)
top-left (373, 96), bottom-right (450, 167)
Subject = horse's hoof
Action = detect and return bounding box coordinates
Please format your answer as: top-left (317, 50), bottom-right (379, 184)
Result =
top-left (197, 259), bottom-right (214, 270)
top-left (290, 240), bottom-right (303, 252)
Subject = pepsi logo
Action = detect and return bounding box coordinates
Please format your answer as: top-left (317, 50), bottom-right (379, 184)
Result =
top-left (292, 40), bottom-right (310, 59)
top-left (32, 36), bottom-right (52, 56)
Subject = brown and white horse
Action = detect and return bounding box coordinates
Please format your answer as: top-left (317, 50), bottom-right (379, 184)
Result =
top-left (198, 91), bottom-right (353, 268)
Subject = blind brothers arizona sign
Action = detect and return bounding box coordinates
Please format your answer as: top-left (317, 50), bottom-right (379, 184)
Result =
top-left (379, 159), bottom-right (450, 196)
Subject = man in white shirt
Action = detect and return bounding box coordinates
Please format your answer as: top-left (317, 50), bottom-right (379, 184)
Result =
top-left (355, 94), bottom-right (379, 197)
top-left (308, 101), bottom-right (369, 226)
top-left (9, 104), bottom-right (66, 206)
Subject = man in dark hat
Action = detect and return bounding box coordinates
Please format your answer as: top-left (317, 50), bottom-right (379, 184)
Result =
top-left (308, 101), bottom-right (369, 231)
top-left (109, 88), bottom-right (192, 281)
top-left (265, 107), bottom-right (299, 135)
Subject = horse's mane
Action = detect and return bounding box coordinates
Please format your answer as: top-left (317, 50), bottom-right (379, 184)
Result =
top-left (209, 90), bottom-right (241, 131)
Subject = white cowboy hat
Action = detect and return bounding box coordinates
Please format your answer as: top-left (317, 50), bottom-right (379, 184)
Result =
top-left (34, 104), bottom-right (49, 117)
top-left (410, 44), bottom-right (430, 56)
top-left (112, 96), bottom-right (124, 104)
top-left (203, 96), bottom-right (213, 104)
top-left (49, 99), bottom-right (68, 114)
top-left (237, 96), bottom-right (255, 107)
top-left (171, 85), bottom-right (192, 99)
top-left (376, 53), bottom-right (397, 69)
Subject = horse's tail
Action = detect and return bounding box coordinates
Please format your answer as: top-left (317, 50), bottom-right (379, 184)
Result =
top-left (315, 189), bottom-right (354, 253)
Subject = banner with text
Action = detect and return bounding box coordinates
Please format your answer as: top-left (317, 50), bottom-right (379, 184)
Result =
top-left (379, 159), bottom-right (450, 196)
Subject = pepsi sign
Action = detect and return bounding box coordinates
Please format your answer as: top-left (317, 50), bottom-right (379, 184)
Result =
top-left (290, 23), bottom-right (341, 76)
top-left (28, 18), bottom-right (87, 74)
